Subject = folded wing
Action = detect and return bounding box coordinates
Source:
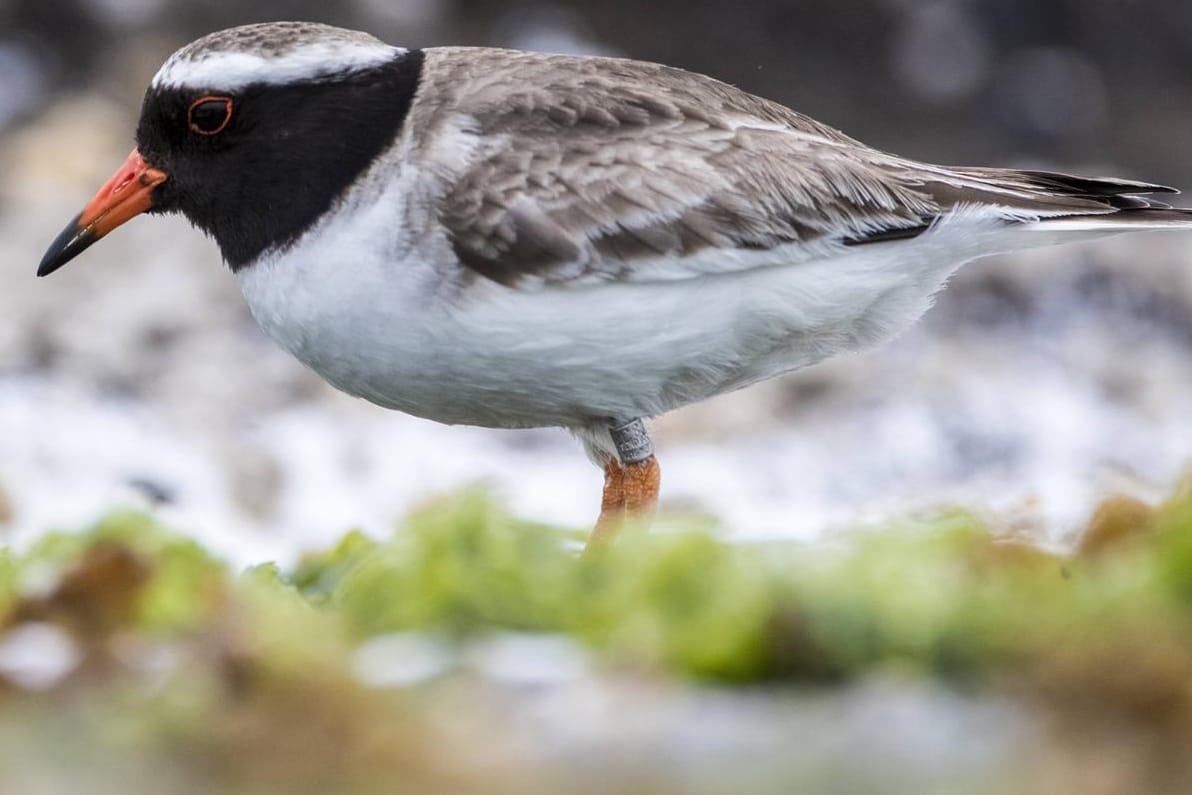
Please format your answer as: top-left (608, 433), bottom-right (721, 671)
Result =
top-left (425, 49), bottom-right (1188, 287)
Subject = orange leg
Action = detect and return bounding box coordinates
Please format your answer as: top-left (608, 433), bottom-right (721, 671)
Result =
top-left (622, 455), bottom-right (661, 521)
top-left (585, 454), bottom-right (661, 551)
top-left (591, 459), bottom-right (626, 540)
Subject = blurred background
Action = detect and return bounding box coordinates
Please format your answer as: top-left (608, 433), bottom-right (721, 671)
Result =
top-left (3, 0), bottom-right (1192, 562)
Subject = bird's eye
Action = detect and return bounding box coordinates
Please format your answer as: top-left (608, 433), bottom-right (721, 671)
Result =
top-left (187, 96), bottom-right (233, 135)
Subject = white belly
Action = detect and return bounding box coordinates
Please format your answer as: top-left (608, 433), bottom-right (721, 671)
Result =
top-left (236, 210), bottom-right (1012, 430)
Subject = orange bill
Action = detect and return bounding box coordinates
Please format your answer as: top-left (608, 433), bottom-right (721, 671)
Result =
top-left (37, 148), bottom-right (168, 277)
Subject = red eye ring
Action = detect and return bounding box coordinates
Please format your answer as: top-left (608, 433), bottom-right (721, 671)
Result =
top-left (187, 96), bottom-right (233, 135)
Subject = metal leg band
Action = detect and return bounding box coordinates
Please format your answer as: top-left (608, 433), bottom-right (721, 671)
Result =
top-left (610, 418), bottom-right (653, 465)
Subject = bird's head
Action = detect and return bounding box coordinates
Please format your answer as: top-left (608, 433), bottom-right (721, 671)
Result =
top-left (38, 21), bottom-right (422, 276)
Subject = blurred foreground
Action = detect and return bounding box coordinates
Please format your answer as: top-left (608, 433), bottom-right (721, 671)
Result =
top-left (2, 487), bottom-right (1192, 793)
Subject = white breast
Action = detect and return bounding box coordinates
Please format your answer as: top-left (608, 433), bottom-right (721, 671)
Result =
top-left (237, 197), bottom-right (1022, 432)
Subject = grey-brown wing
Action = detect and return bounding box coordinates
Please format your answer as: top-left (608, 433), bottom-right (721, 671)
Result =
top-left (423, 48), bottom-right (1175, 286)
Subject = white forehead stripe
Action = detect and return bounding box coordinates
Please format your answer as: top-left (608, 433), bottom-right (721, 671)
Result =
top-left (152, 40), bottom-right (404, 91)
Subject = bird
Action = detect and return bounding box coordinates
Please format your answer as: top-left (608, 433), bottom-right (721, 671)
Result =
top-left (37, 21), bottom-right (1192, 548)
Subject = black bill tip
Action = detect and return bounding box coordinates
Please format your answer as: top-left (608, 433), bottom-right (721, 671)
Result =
top-left (37, 214), bottom-right (94, 277)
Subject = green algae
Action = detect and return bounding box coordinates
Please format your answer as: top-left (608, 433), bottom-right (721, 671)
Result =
top-left (1, 484), bottom-right (1192, 792)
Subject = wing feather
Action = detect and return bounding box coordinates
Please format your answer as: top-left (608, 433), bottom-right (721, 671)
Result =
top-left (416, 48), bottom-right (1180, 286)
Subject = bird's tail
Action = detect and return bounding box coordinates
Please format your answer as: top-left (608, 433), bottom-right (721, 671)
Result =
top-left (847, 167), bottom-right (1192, 250)
top-left (946, 167), bottom-right (1192, 245)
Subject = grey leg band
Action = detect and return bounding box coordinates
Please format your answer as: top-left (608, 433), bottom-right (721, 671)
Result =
top-left (610, 418), bottom-right (653, 465)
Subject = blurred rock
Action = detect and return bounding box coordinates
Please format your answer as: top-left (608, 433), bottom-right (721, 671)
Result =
top-left (1077, 494), bottom-right (1155, 559)
top-left (892, 2), bottom-right (990, 105)
top-left (127, 476), bottom-right (175, 506)
top-left (993, 46), bottom-right (1108, 140)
